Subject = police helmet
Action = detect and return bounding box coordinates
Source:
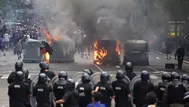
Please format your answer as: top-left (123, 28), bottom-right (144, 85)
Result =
top-left (141, 70), bottom-right (150, 81)
top-left (38, 73), bottom-right (48, 84)
top-left (116, 70), bottom-right (125, 80)
top-left (171, 72), bottom-right (180, 80)
top-left (15, 61), bottom-right (23, 71)
top-left (162, 72), bottom-right (171, 81)
top-left (58, 71), bottom-right (68, 80)
top-left (100, 72), bottom-right (109, 83)
top-left (125, 62), bottom-right (133, 72)
top-left (15, 71), bottom-right (24, 81)
top-left (82, 73), bottom-right (91, 82)
top-left (83, 68), bottom-right (93, 75)
top-left (67, 79), bottom-right (75, 90)
top-left (181, 74), bottom-right (189, 82)
top-left (39, 62), bottom-right (49, 70)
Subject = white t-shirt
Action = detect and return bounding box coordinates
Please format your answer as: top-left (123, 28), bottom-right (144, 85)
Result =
top-left (4, 33), bottom-right (10, 42)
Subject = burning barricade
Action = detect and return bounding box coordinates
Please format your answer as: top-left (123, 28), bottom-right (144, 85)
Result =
top-left (93, 40), bottom-right (121, 65)
top-left (23, 28), bottom-right (75, 63)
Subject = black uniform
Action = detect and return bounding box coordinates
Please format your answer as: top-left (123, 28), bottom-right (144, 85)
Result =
top-left (175, 45), bottom-right (185, 69)
top-left (53, 71), bottom-right (68, 107)
top-left (133, 71), bottom-right (155, 107)
top-left (94, 72), bottom-right (114, 107)
top-left (112, 70), bottom-right (131, 107)
top-left (33, 73), bottom-right (52, 107)
top-left (7, 61), bottom-right (23, 84)
top-left (125, 62), bottom-right (136, 81)
top-left (155, 72), bottom-right (171, 107)
top-left (164, 72), bottom-right (186, 106)
top-left (76, 73), bottom-right (92, 107)
top-left (60, 79), bottom-right (79, 107)
top-left (8, 71), bottom-right (31, 107)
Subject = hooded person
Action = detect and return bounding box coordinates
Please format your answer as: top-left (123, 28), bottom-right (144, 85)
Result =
top-left (55, 79), bottom-right (80, 107)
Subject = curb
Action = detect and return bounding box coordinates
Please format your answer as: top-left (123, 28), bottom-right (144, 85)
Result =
top-left (155, 51), bottom-right (189, 65)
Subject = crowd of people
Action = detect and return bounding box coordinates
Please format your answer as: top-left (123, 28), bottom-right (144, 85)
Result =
top-left (6, 61), bottom-right (189, 107)
top-left (0, 10), bottom-right (42, 58)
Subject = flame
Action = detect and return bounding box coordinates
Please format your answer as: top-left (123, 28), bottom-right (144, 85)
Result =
top-left (43, 28), bottom-right (52, 45)
top-left (116, 41), bottom-right (121, 56)
top-left (94, 41), bottom-right (108, 65)
top-left (43, 28), bottom-right (62, 44)
top-left (53, 36), bottom-right (61, 40)
top-left (45, 52), bottom-right (50, 63)
top-left (42, 27), bottom-right (62, 63)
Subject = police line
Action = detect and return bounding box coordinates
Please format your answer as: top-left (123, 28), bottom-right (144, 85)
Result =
top-left (29, 71), bottom-right (162, 107)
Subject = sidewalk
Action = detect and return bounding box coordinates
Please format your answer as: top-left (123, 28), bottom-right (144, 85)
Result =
top-left (155, 51), bottom-right (189, 64)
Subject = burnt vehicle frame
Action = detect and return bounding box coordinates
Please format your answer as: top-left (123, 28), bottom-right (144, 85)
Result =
top-left (93, 40), bottom-right (121, 65)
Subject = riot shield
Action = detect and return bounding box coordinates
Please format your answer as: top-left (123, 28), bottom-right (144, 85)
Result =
top-left (30, 75), bottom-right (55, 107)
top-left (91, 72), bottom-right (113, 85)
top-left (51, 76), bottom-right (59, 85)
top-left (71, 72), bottom-right (94, 88)
top-left (30, 75), bottom-right (38, 107)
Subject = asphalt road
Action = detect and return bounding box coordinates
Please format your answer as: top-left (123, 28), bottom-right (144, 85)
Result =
top-left (0, 51), bottom-right (189, 106)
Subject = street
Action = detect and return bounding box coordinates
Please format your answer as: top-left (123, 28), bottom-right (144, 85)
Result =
top-left (0, 51), bottom-right (189, 106)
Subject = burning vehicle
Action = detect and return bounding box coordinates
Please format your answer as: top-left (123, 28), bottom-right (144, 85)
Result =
top-left (23, 28), bottom-right (75, 63)
top-left (93, 40), bottom-right (121, 65)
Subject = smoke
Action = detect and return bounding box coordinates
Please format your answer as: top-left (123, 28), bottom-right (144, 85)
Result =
top-left (33, 0), bottom-right (136, 45)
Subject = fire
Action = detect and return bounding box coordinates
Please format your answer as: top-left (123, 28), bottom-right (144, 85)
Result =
top-left (42, 28), bottom-right (61, 44)
top-left (94, 41), bottom-right (108, 65)
top-left (43, 28), bottom-right (52, 45)
top-left (53, 36), bottom-right (61, 41)
top-left (116, 41), bottom-right (121, 56)
top-left (42, 27), bottom-right (62, 63)
top-left (45, 52), bottom-right (50, 63)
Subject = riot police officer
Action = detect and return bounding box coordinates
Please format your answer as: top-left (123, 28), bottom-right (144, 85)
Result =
top-left (7, 61), bottom-right (24, 84)
top-left (56, 79), bottom-right (80, 107)
top-left (93, 72), bottom-right (115, 107)
top-left (33, 73), bottom-right (53, 107)
top-left (125, 62), bottom-right (136, 81)
top-left (23, 68), bottom-right (31, 87)
top-left (39, 62), bottom-right (55, 80)
top-left (8, 71), bottom-right (31, 107)
top-left (53, 71), bottom-right (68, 107)
top-left (133, 70), bottom-right (155, 107)
top-left (163, 72), bottom-right (186, 107)
top-left (112, 70), bottom-right (131, 107)
top-left (155, 72), bottom-right (171, 107)
top-left (76, 73), bottom-right (92, 107)
top-left (175, 44), bottom-right (185, 70)
top-left (181, 74), bottom-right (189, 91)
